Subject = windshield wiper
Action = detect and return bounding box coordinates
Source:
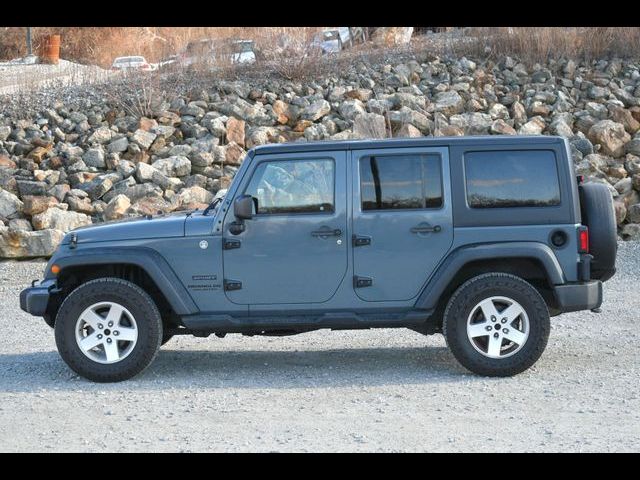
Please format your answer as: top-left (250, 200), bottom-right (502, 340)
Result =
top-left (202, 197), bottom-right (223, 216)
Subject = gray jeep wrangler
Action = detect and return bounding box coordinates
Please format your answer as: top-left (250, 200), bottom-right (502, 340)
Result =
top-left (20, 136), bottom-right (617, 382)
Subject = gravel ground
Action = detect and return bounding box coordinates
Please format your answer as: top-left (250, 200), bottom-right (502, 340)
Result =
top-left (0, 242), bottom-right (639, 452)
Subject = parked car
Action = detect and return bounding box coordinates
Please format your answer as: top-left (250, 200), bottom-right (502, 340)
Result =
top-left (311, 27), bottom-right (352, 54)
top-left (21, 136), bottom-right (617, 382)
top-left (110, 56), bottom-right (154, 72)
top-left (177, 39), bottom-right (256, 68)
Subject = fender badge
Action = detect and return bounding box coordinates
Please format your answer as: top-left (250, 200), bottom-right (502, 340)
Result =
top-left (199, 240), bottom-right (209, 250)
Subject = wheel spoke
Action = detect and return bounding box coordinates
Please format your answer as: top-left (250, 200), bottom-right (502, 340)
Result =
top-left (468, 322), bottom-right (490, 338)
top-left (79, 333), bottom-right (102, 352)
top-left (504, 327), bottom-right (527, 346)
top-left (80, 310), bottom-right (104, 330)
top-left (479, 299), bottom-right (500, 322)
top-left (487, 334), bottom-right (503, 357)
top-left (501, 303), bottom-right (524, 323)
top-left (105, 304), bottom-right (125, 327)
top-left (117, 327), bottom-right (137, 342)
top-left (103, 341), bottom-right (120, 362)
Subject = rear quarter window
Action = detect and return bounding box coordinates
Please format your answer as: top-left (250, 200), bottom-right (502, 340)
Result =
top-left (464, 150), bottom-right (561, 208)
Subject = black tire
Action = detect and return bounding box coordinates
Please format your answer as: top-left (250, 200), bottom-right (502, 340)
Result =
top-left (54, 278), bottom-right (162, 383)
top-left (161, 333), bottom-right (174, 346)
top-left (579, 182), bottom-right (617, 281)
top-left (443, 273), bottom-right (550, 377)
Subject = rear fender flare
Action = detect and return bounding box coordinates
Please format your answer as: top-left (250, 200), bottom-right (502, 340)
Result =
top-left (415, 242), bottom-right (565, 310)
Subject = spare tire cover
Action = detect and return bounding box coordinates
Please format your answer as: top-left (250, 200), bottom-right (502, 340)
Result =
top-left (578, 183), bottom-right (617, 281)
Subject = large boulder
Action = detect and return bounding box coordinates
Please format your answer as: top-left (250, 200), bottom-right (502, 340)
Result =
top-left (32, 207), bottom-right (92, 232)
top-left (301, 100), bottom-right (331, 122)
top-left (152, 156), bottom-right (191, 177)
top-left (104, 194), bottom-right (131, 220)
top-left (0, 228), bottom-right (65, 258)
top-left (433, 91), bottom-right (465, 116)
top-left (0, 188), bottom-right (24, 220)
top-left (588, 120), bottom-right (631, 157)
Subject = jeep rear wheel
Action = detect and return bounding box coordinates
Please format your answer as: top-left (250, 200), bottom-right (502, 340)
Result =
top-left (443, 273), bottom-right (550, 377)
top-left (54, 278), bottom-right (162, 382)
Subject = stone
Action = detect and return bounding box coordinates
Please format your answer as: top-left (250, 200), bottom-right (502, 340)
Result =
top-left (0, 228), bottom-right (65, 258)
top-left (107, 137), bottom-right (129, 153)
top-left (0, 126), bottom-right (11, 141)
top-left (626, 139), bottom-right (640, 156)
top-left (518, 117), bottom-right (546, 135)
top-left (82, 147), bottom-right (106, 168)
top-left (450, 113), bottom-right (493, 135)
top-left (627, 204), bottom-right (640, 223)
top-left (226, 117), bottom-right (246, 147)
top-left (87, 126), bottom-right (114, 144)
top-left (225, 142), bottom-right (246, 166)
top-left (178, 186), bottom-right (214, 206)
top-left (22, 196), bottom-right (59, 216)
top-left (0, 188), bottom-right (24, 219)
top-left (128, 197), bottom-right (174, 216)
top-left (152, 156), bottom-right (191, 177)
top-left (104, 194), bottom-right (131, 221)
top-left (131, 129), bottom-right (157, 150)
top-left (338, 99), bottom-right (366, 121)
top-left (614, 201), bottom-right (627, 224)
top-left (32, 207), bottom-right (91, 232)
top-left (611, 107), bottom-right (640, 134)
top-left (302, 99), bottom-right (331, 122)
top-left (65, 194), bottom-right (94, 214)
top-left (135, 162), bottom-right (172, 189)
top-left (490, 119), bottom-right (516, 135)
top-left (433, 91), bottom-right (465, 116)
top-left (272, 100), bottom-right (292, 125)
top-left (488, 103), bottom-right (510, 120)
top-left (621, 223), bottom-right (640, 240)
top-left (353, 113), bottom-right (388, 139)
top-left (588, 120), bottom-right (631, 157)
top-left (77, 176), bottom-right (113, 201)
top-left (395, 123), bottom-right (422, 138)
top-left (0, 155), bottom-right (16, 168)
top-left (8, 218), bottom-right (32, 232)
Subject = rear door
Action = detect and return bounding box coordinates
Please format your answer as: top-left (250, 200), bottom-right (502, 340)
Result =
top-left (351, 147), bottom-right (453, 302)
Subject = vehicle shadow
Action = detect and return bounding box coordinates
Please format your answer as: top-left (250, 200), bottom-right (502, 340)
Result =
top-left (0, 346), bottom-right (471, 392)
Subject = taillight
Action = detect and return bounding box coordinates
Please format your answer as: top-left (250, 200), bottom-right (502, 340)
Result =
top-left (578, 226), bottom-right (589, 253)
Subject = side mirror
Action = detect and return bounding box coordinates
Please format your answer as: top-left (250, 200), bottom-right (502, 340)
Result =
top-left (234, 194), bottom-right (255, 220)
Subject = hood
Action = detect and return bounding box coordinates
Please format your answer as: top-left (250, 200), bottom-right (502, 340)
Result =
top-left (62, 212), bottom-right (188, 245)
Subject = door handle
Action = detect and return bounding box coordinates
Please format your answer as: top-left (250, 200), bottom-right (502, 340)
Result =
top-left (410, 225), bottom-right (442, 234)
top-left (311, 228), bottom-right (342, 237)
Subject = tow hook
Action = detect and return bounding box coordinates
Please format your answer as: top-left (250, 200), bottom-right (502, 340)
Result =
top-left (591, 307), bottom-right (602, 313)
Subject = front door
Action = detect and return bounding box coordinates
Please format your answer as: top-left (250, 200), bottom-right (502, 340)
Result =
top-left (223, 151), bottom-right (348, 305)
top-left (351, 147), bottom-right (453, 302)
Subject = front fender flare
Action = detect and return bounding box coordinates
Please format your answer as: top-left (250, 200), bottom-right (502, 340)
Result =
top-left (415, 242), bottom-right (566, 310)
top-left (50, 247), bottom-right (199, 315)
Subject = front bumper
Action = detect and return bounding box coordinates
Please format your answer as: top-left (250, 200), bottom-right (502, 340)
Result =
top-left (553, 280), bottom-right (602, 313)
top-left (19, 279), bottom-right (57, 317)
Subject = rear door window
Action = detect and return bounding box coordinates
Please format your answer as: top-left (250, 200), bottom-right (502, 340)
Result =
top-left (359, 154), bottom-right (443, 211)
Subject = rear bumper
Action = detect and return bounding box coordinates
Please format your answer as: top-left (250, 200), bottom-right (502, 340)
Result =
top-left (19, 279), bottom-right (56, 317)
top-left (553, 280), bottom-right (602, 313)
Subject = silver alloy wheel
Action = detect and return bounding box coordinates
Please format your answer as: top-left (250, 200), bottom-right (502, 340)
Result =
top-left (75, 302), bottom-right (138, 364)
top-left (466, 296), bottom-right (529, 359)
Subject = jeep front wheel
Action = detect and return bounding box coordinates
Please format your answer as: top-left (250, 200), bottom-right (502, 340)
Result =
top-left (443, 273), bottom-right (550, 377)
top-left (54, 278), bottom-right (162, 382)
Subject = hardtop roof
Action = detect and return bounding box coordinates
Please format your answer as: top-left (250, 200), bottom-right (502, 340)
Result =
top-left (251, 135), bottom-right (565, 155)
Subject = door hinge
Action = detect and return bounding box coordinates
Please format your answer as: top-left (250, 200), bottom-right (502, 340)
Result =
top-left (353, 276), bottom-right (373, 288)
top-left (352, 235), bottom-right (371, 247)
top-left (224, 280), bottom-right (242, 291)
top-left (223, 238), bottom-right (241, 250)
